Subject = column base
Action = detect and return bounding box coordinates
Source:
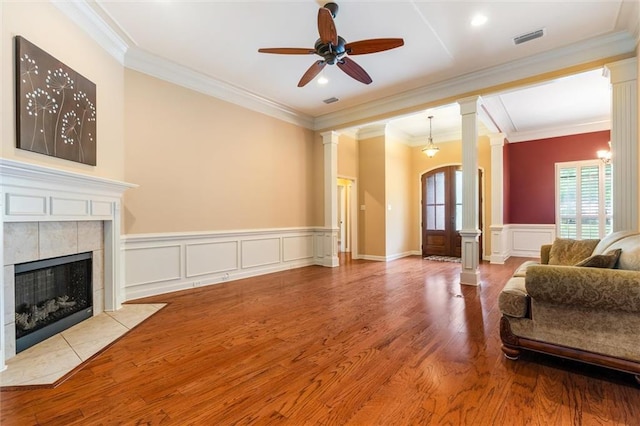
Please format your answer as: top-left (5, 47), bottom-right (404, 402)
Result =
top-left (460, 270), bottom-right (481, 286)
top-left (322, 256), bottom-right (340, 268)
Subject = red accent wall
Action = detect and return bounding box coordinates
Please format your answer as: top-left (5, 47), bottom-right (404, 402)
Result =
top-left (506, 130), bottom-right (610, 224)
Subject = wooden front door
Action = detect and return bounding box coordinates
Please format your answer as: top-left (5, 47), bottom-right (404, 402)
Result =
top-left (422, 166), bottom-right (462, 257)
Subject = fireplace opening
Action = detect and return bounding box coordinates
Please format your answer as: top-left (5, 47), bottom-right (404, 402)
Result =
top-left (15, 252), bottom-right (93, 353)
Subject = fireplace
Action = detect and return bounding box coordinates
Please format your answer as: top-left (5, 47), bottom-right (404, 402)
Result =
top-left (0, 159), bottom-right (135, 367)
top-left (14, 252), bottom-right (93, 353)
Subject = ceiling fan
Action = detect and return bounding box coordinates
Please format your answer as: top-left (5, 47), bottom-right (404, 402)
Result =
top-left (258, 2), bottom-right (404, 87)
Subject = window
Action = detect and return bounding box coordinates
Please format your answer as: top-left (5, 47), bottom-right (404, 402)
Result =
top-left (556, 160), bottom-right (612, 239)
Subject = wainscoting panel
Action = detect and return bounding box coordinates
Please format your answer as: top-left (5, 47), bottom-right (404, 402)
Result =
top-left (241, 238), bottom-right (281, 269)
top-left (122, 228), bottom-right (333, 301)
top-left (509, 224), bottom-right (556, 258)
top-left (185, 241), bottom-right (238, 278)
top-left (125, 245), bottom-right (182, 287)
top-left (283, 235), bottom-right (314, 262)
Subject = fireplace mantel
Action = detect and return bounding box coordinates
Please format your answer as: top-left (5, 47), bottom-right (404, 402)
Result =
top-left (0, 158), bottom-right (136, 368)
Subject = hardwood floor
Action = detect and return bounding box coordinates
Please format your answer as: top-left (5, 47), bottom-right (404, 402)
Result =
top-left (2, 255), bottom-right (639, 425)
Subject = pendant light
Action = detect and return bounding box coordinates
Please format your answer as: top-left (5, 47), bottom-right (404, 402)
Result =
top-left (421, 115), bottom-right (439, 158)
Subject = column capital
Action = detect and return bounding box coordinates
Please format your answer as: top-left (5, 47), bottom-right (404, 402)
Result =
top-left (488, 133), bottom-right (506, 146)
top-left (457, 95), bottom-right (482, 115)
top-left (320, 131), bottom-right (339, 145)
top-left (606, 58), bottom-right (637, 85)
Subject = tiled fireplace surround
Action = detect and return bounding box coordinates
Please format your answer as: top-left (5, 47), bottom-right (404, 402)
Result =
top-left (0, 159), bottom-right (135, 369)
top-left (4, 221), bottom-right (105, 359)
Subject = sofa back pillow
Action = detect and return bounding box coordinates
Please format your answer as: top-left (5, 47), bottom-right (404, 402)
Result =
top-left (548, 238), bottom-right (600, 266)
top-left (574, 248), bottom-right (622, 268)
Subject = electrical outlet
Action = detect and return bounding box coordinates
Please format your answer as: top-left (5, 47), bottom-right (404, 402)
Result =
top-left (222, 273), bottom-right (230, 281)
top-left (193, 281), bottom-right (202, 287)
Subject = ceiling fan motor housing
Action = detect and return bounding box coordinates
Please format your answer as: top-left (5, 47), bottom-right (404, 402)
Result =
top-left (324, 2), bottom-right (339, 18)
top-left (314, 36), bottom-right (346, 65)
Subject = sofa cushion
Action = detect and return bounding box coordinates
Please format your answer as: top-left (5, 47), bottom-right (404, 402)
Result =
top-left (574, 248), bottom-right (622, 269)
top-left (499, 277), bottom-right (529, 318)
top-left (548, 238), bottom-right (600, 266)
top-left (513, 260), bottom-right (539, 277)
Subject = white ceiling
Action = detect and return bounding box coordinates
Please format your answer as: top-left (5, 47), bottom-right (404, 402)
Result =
top-left (60, 0), bottom-right (639, 143)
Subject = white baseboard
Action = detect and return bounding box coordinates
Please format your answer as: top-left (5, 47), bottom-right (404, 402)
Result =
top-left (122, 227), bottom-right (330, 301)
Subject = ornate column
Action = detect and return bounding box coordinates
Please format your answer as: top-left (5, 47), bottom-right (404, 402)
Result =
top-left (321, 131), bottom-right (340, 267)
top-left (606, 58), bottom-right (638, 232)
top-left (489, 133), bottom-right (508, 264)
top-left (458, 96), bottom-right (482, 286)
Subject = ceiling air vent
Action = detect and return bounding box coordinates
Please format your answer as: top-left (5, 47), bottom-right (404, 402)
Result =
top-left (323, 97), bottom-right (339, 104)
top-left (513, 28), bottom-right (545, 45)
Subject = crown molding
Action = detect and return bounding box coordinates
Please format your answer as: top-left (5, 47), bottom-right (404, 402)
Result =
top-left (54, 0), bottom-right (314, 129)
top-left (385, 124), bottom-right (412, 144)
top-left (51, 0), bottom-right (128, 64)
top-left (124, 48), bottom-right (314, 129)
top-left (616, 0), bottom-right (640, 44)
top-left (507, 119), bottom-right (611, 143)
top-left (356, 123), bottom-right (387, 140)
top-left (313, 31), bottom-right (635, 131)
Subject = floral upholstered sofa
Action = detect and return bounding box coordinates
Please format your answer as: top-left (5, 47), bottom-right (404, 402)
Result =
top-left (498, 230), bottom-right (640, 383)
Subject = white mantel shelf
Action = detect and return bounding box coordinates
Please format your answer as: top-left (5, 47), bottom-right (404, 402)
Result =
top-left (0, 159), bottom-right (137, 202)
top-left (0, 158), bottom-right (136, 368)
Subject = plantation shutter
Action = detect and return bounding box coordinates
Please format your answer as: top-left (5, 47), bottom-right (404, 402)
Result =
top-left (556, 160), bottom-right (612, 239)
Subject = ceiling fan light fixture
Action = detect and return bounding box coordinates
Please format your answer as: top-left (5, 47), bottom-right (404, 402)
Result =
top-left (422, 115), bottom-right (439, 158)
top-left (470, 14), bottom-right (488, 27)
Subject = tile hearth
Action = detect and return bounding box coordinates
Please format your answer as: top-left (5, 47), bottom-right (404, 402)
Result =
top-left (0, 303), bottom-right (165, 387)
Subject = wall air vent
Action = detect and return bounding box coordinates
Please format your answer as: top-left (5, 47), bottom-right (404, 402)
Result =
top-left (323, 97), bottom-right (339, 104)
top-left (513, 28), bottom-right (545, 45)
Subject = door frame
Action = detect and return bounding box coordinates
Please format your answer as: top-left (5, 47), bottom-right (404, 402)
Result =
top-left (418, 163), bottom-right (486, 260)
top-left (337, 176), bottom-right (359, 259)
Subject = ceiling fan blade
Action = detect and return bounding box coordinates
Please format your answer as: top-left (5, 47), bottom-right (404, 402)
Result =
top-left (337, 57), bottom-right (372, 85)
top-left (298, 60), bottom-right (327, 87)
top-left (345, 38), bottom-right (405, 55)
top-left (258, 48), bottom-right (316, 54)
top-left (318, 7), bottom-right (338, 45)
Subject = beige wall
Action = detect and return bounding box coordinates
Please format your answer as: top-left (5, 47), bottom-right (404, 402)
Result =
top-left (337, 133), bottom-right (358, 179)
top-left (385, 135), bottom-right (413, 257)
top-left (123, 69), bottom-right (318, 234)
top-left (2, 1), bottom-right (125, 181)
top-left (358, 135), bottom-right (386, 257)
top-left (412, 135), bottom-right (492, 257)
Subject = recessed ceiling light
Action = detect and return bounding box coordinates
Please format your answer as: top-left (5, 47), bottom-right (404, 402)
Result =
top-left (471, 14), bottom-right (488, 27)
top-left (318, 75), bottom-right (329, 85)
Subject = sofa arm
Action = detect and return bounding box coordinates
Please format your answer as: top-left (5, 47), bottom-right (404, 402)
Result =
top-left (525, 265), bottom-right (640, 312)
top-left (540, 244), bottom-right (552, 264)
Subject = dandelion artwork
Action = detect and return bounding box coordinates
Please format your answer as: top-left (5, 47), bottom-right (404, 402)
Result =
top-left (15, 36), bottom-right (96, 165)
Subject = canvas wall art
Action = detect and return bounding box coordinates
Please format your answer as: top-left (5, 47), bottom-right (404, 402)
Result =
top-left (15, 36), bottom-right (97, 165)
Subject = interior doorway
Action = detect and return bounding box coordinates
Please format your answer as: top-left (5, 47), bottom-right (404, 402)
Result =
top-left (337, 178), bottom-right (356, 254)
top-left (421, 166), bottom-right (483, 258)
